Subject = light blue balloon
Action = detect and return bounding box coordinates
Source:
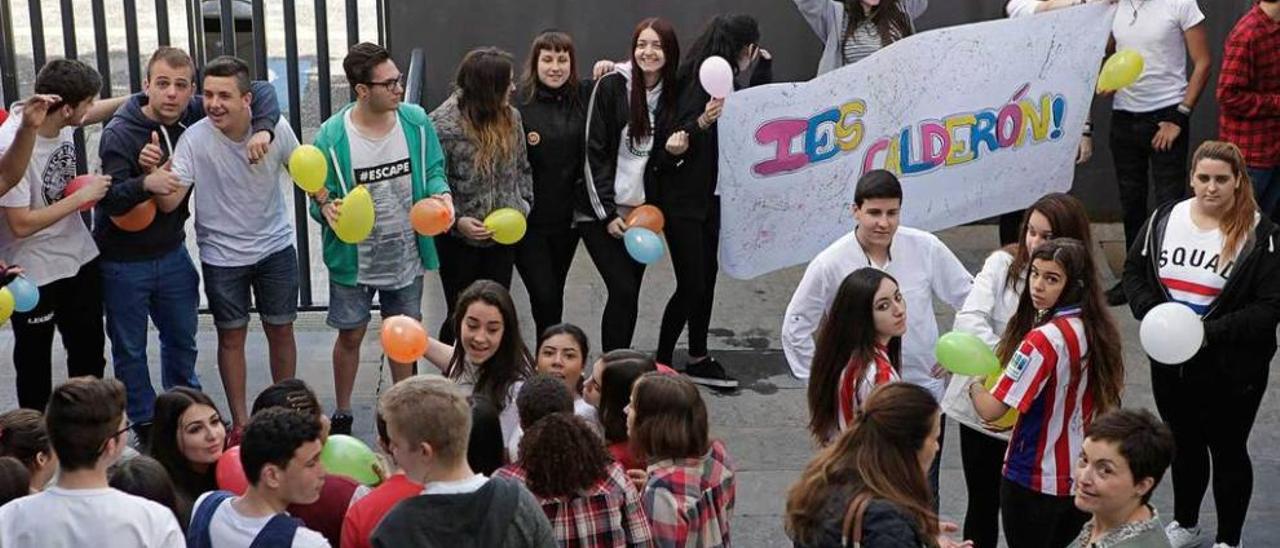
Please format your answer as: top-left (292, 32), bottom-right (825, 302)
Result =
top-left (7, 277), bottom-right (38, 313)
top-left (624, 227), bottom-right (665, 265)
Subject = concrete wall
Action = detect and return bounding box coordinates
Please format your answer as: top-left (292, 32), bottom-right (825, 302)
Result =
top-left (389, 0), bottom-right (1254, 220)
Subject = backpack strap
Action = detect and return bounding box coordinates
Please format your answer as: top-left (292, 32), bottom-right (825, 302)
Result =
top-left (249, 513), bottom-right (302, 548)
top-left (187, 490), bottom-right (235, 548)
top-left (840, 492), bottom-right (874, 548)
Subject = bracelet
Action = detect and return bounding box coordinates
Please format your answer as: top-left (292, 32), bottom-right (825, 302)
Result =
top-left (1176, 104), bottom-right (1193, 116)
top-left (1082, 121), bottom-right (1094, 137)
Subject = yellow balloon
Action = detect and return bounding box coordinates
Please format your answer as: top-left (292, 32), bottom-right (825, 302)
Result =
top-left (334, 186), bottom-right (375, 243)
top-left (0, 287), bottom-right (14, 326)
top-left (984, 374), bottom-right (1019, 430)
top-left (289, 145), bottom-right (328, 193)
top-left (483, 208), bottom-right (528, 245)
top-left (1098, 49), bottom-right (1145, 92)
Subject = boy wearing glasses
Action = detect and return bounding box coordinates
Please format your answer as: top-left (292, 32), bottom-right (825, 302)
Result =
top-left (0, 377), bottom-right (184, 547)
top-left (308, 42), bottom-right (453, 435)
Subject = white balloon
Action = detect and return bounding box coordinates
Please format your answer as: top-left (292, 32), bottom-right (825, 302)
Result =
top-left (1139, 302), bottom-right (1205, 364)
top-left (699, 56), bottom-right (734, 99)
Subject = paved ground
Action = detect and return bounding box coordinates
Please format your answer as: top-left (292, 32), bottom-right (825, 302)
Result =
top-left (1, 222), bottom-right (1276, 547)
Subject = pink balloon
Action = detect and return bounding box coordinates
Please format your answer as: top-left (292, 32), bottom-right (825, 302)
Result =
top-left (216, 446), bottom-right (249, 495)
top-left (699, 56), bottom-right (734, 99)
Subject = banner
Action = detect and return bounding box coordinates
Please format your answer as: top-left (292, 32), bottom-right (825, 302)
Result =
top-left (717, 4), bottom-right (1116, 279)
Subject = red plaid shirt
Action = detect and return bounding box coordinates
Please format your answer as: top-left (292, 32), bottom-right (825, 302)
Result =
top-left (493, 462), bottom-right (655, 547)
top-left (1218, 4), bottom-right (1280, 168)
top-left (642, 440), bottom-right (736, 548)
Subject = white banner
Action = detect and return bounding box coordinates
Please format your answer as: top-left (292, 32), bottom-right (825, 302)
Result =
top-left (717, 4), bottom-right (1117, 279)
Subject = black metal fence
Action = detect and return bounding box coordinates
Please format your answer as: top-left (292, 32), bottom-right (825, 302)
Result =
top-left (0, 0), bottom-right (388, 310)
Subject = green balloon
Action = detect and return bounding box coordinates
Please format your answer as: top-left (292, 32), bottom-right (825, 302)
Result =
top-left (320, 434), bottom-right (380, 486)
top-left (934, 331), bottom-right (1001, 377)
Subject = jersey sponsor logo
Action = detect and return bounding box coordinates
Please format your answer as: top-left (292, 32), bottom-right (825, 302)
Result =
top-left (526, 131), bottom-right (541, 146)
top-left (353, 158), bottom-right (412, 184)
top-left (1007, 343), bottom-right (1033, 381)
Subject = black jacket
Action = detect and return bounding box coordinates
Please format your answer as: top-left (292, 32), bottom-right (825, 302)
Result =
top-left (94, 82), bottom-right (280, 261)
top-left (654, 58), bottom-right (772, 221)
top-left (1123, 200), bottom-right (1280, 385)
top-left (580, 69), bottom-right (678, 223)
top-left (371, 477), bottom-right (555, 548)
top-left (518, 80), bottom-right (590, 229)
top-left (791, 483), bottom-right (931, 548)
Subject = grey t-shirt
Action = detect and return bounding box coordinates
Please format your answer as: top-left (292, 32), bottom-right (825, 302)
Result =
top-left (344, 109), bottom-right (420, 289)
top-left (172, 117), bottom-right (297, 267)
top-left (0, 109), bottom-right (99, 286)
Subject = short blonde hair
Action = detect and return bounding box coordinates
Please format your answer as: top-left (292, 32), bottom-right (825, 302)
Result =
top-left (378, 375), bottom-right (471, 462)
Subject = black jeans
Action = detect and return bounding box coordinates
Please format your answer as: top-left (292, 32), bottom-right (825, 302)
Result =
top-left (11, 260), bottom-right (106, 411)
top-left (435, 233), bottom-right (515, 344)
top-left (579, 220), bottom-right (645, 352)
top-left (1000, 478), bottom-right (1088, 548)
top-left (515, 224), bottom-right (579, 338)
top-left (657, 203), bottom-right (720, 365)
top-left (1110, 106), bottom-right (1190, 250)
top-left (960, 424), bottom-right (1009, 548)
top-left (1151, 363), bottom-right (1266, 545)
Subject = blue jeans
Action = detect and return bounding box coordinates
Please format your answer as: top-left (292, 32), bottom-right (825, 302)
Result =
top-left (1248, 166), bottom-right (1280, 218)
top-left (102, 246), bottom-right (201, 423)
top-left (326, 277), bottom-right (424, 330)
top-left (201, 246), bottom-right (299, 330)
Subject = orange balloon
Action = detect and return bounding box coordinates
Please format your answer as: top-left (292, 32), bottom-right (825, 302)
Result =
top-left (626, 205), bottom-right (665, 233)
top-left (381, 315), bottom-right (428, 363)
top-left (411, 198), bottom-right (452, 236)
top-left (112, 199), bottom-right (157, 232)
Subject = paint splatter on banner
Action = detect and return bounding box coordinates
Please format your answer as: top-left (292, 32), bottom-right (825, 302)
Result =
top-left (716, 4), bottom-right (1116, 279)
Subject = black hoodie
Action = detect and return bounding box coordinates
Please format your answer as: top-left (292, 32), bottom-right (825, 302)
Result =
top-left (370, 477), bottom-right (554, 548)
top-left (94, 81), bottom-right (280, 261)
top-left (518, 80), bottom-right (591, 229)
top-left (1123, 199), bottom-right (1280, 385)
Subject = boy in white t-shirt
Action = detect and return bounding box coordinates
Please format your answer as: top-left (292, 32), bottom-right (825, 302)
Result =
top-left (187, 408), bottom-right (330, 548)
top-left (0, 377), bottom-right (185, 548)
top-left (1106, 0), bottom-right (1210, 306)
top-left (0, 59), bottom-right (112, 413)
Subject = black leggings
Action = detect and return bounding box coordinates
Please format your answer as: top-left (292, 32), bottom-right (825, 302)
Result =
top-left (515, 224), bottom-right (579, 337)
top-left (657, 203), bottom-right (720, 365)
top-left (960, 424), bottom-right (1009, 548)
top-left (579, 220), bottom-right (645, 351)
top-left (435, 233), bottom-right (515, 344)
top-left (1000, 478), bottom-right (1088, 548)
top-left (1152, 363), bottom-right (1266, 545)
top-left (12, 260), bottom-right (106, 411)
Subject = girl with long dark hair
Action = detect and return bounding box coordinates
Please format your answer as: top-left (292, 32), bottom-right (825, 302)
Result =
top-left (0, 409), bottom-right (55, 493)
top-left (1122, 141), bottom-right (1280, 548)
top-left (589, 349), bottom-right (658, 472)
top-left (788, 383), bottom-right (964, 547)
top-left (430, 48), bottom-right (534, 344)
top-left (793, 0), bottom-right (926, 74)
top-left (534, 323), bottom-right (598, 426)
top-left (580, 18), bottom-right (680, 352)
top-left (148, 386), bottom-right (227, 527)
top-left (942, 192), bottom-right (1092, 548)
top-left (806, 268), bottom-right (905, 445)
top-left (424, 279), bottom-right (535, 450)
top-left (970, 238), bottom-right (1126, 547)
top-left (655, 14), bottom-right (772, 389)
top-left (516, 32), bottom-right (591, 336)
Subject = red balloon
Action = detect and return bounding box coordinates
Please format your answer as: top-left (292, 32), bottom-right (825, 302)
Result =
top-left (626, 205), bottom-right (665, 233)
top-left (215, 446), bottom-right (249, 495)
top-left (63, 175), bottom-right (99, 212)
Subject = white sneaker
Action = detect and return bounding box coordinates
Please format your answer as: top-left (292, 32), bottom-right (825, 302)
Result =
top-left (1211, 543), bottom-right (1240, 548)
top-left (1165, 521), bottom-right (1203, 548)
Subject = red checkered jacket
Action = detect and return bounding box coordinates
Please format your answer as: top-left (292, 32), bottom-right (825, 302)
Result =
top-left (642, 440), bottom-right (736, 548)
top-left (1218, 5), bottom-right (1280, 168)
top-left (493, 461), bottom-right (655, 547)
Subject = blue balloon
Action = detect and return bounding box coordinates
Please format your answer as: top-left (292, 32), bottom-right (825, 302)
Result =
top-left (624, 227), bottom-right (665, 264)
top-left (7, 277), bottom-right (38, 313)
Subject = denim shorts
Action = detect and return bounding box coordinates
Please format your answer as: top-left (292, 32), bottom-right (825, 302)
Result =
top-left (326, 276), bottom-right (424, 331)
top-left (201, 246), bottom-right (299, 330)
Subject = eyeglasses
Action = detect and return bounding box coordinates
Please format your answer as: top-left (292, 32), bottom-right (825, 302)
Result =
top-left (365, 75), bottom-right (405, 91)
top-left (99, 419), bottom-right (135, 456)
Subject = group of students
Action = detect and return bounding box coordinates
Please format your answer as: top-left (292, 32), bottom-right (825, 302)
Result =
top-left (0, 0), bottom-right (1277, 547)
top-left (0, 310), bottom-right (737, 547)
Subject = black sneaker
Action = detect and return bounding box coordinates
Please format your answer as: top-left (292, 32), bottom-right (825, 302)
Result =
top-left (1106, 283), bottom-right (1127, 307)
top-left (330, 412), bottom-right (354, 436)
top-left (683, 358), bottom-right (739, 389)
top-left (130, 422), bottom-right (153, 453)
